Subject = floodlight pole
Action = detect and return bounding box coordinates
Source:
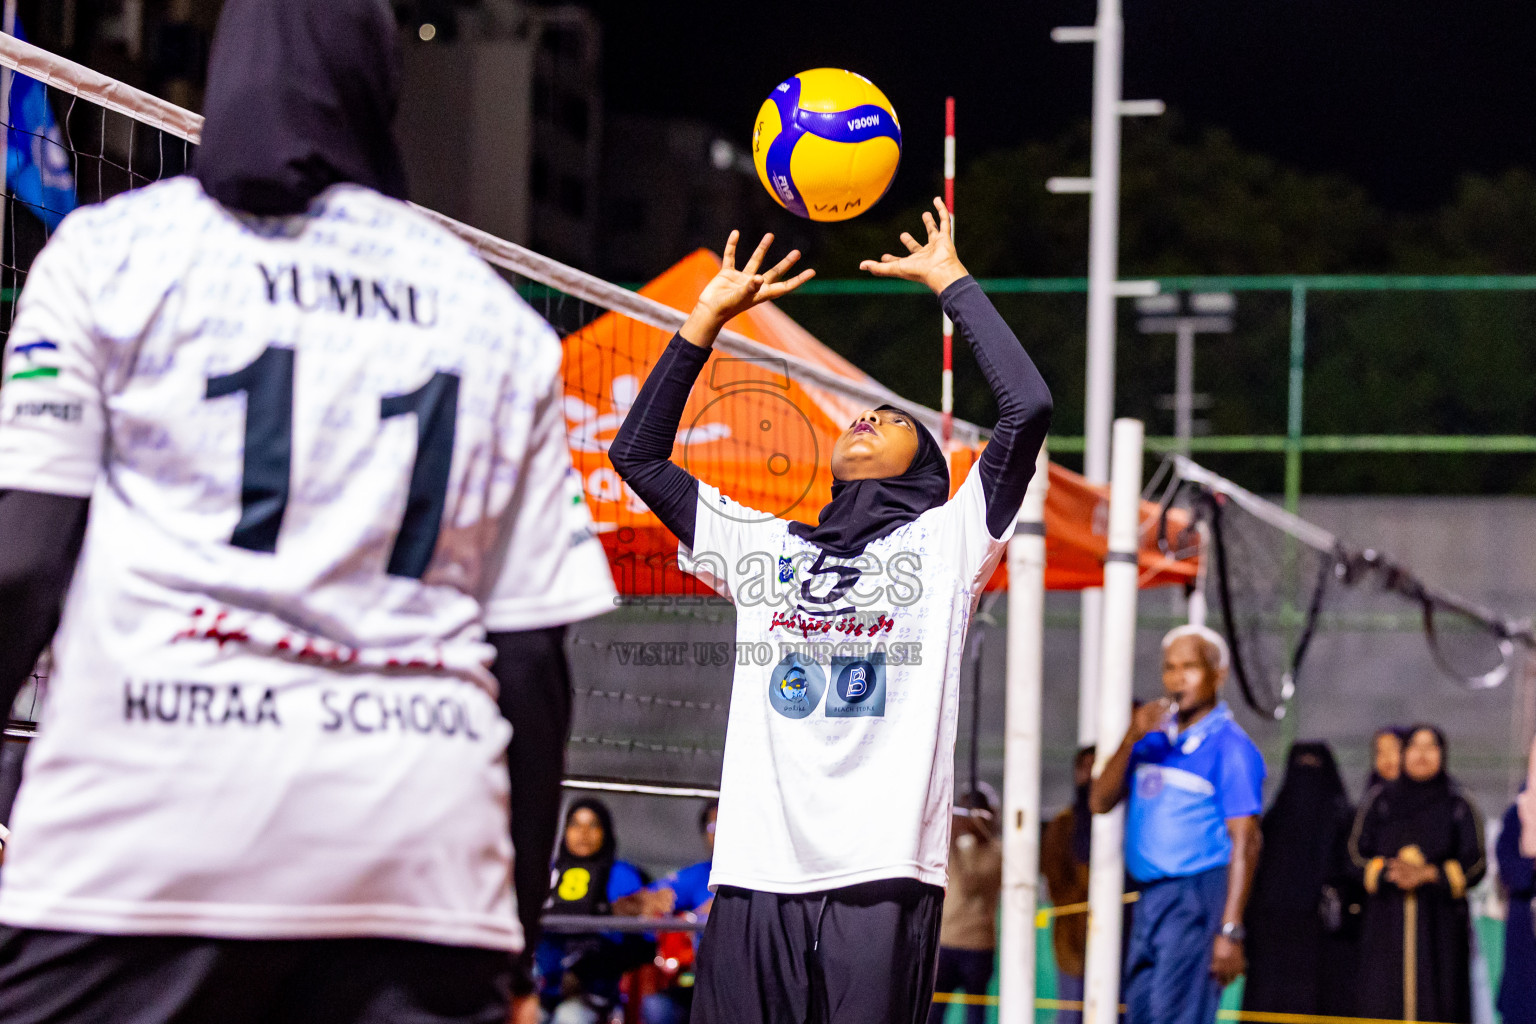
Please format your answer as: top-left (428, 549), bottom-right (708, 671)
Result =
top-left (1053, 0), bottom-right (1161, 745)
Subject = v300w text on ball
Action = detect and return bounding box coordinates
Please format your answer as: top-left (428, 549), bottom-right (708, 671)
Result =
top-left (752, 68), bottom-right (902, 222)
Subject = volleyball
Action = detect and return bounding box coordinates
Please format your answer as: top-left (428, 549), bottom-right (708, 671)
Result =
top-left (752, 68), bottom-right (902, 222)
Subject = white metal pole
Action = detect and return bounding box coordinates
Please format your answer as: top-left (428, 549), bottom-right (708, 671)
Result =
top-left (1083, 0), bottom-right (1124, 486)
top-left (999, 446), bottom-right (1051, 1024)
top-left (1077, 0), bottom-right (1126, 749)
top-left (1078, 590), bottom-right (1102, 744)
top-left (1083, 418), bottom-right (1143, 1024)
top-left (1175, 320), bottom-right (1195, 454)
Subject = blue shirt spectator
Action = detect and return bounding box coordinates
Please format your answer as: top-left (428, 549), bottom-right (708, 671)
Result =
top-left (1089, 625), bottom-right (1267, 1024)
top-left (1126, 701), bottom-right (1266, 882)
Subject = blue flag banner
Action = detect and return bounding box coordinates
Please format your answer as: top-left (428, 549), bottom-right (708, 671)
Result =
top-left (5, 19), bottom-right (76, 230)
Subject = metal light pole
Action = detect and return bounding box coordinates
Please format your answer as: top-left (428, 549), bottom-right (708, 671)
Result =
top-left (1135, 291), bottom-right (1235, 453)
top-left (1050, 3), bottom-right (1162, 744)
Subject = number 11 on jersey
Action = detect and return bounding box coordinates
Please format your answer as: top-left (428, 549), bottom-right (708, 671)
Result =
top-left (206, 346), bottom-right (459, 579)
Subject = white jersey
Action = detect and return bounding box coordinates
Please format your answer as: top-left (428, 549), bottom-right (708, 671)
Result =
top-left (682, 470), bottom-right (1010, 893)
top-left (0, 178), bottom-right (615, 949)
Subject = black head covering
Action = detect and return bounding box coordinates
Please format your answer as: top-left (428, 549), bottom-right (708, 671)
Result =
top-left (194, 0), bottom-right (408, 215)
top-left (1247, 741), bottom-right (1351, 913)
top-left (548, 797), bottom-right (618, 915)
top-left (1363, 725), bottom-right (1466, 866)
top-left (788, 405), bottom-right (950, 557)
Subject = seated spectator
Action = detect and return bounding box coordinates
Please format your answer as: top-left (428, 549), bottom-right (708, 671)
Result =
top-left (1241, 742), bottom-right (1357, 1017)
top-left (1040, 748), bottom-right (1094, 1024)
top-left (642, 800), bottom-right (718, 1024)
top-left (1496, 735), bottom-right (1536, 1024)
top-left (929, 783), bottom-right (1003, 1024)
top-left (1349, 725), bottom-right (1484, 1024)
top-left (539, 798), bottom-right (666, 1024)
top-left (1088, 625), bottom-right (1265, 1024)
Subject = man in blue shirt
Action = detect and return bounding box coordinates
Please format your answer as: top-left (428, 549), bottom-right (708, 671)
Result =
top-left (1089, 625), bottom-right (1265, 1024)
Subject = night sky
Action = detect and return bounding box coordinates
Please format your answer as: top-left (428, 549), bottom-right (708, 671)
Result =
top-left (581, 0), bottom-right (1536, 212)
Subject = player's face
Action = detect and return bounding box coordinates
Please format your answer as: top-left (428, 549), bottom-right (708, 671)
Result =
top-left (702, 807), bottom-right (717, 856)
top-left (1403, 728), bottom-right (1443, 782)
top-left (565, 808), bottom-right (605, 858)
top-left (1161, 636), bottom-right (1224, 719)
top-left (831, 408), bottom-right (920, 481)
top-left (1374, 732), bottom-right (1403, 782)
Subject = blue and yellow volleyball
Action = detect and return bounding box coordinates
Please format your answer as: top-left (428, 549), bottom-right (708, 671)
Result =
top-left (752, 69), bottom-right (902, 223)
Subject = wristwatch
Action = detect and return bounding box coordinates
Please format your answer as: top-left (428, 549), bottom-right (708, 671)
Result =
top-left (1219, 922), bottom-right (1246, 943)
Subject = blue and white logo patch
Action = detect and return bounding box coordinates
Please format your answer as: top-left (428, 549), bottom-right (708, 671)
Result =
top-left (768, 653), bottom-right (826, 720)
top-left (826, 653), bottom-right (886, 718)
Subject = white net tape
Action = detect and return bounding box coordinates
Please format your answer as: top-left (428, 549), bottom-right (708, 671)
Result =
top-left (0, 31), bottom-right (982, 447)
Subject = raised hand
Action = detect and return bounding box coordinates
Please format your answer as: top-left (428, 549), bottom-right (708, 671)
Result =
top-left (680, 231), bottom-right (815, 348)
top-left (859, 197), bottom-right (969, 295)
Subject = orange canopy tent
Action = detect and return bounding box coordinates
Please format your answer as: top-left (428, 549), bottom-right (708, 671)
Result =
top-left (560, 250), bottom-right (1196, 596)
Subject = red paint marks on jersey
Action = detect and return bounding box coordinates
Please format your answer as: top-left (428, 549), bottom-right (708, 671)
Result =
top-left (171, 607), bottom-right (250, 647)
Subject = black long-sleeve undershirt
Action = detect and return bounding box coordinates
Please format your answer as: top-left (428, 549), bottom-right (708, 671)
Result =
top-left (607, 335), bottom-right (710, 548)
top-left (943, 275), bottom-right (1055, 537)
top-left (609, 275), bottom-right (1053, 543)
top-left (0, 489), bottom-right (89, 728)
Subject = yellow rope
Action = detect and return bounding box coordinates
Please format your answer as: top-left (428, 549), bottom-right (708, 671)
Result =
top-left (1033, 890), bottom-right (1140, 927)
top-left (929, 993), bottom-right (1461, 1024)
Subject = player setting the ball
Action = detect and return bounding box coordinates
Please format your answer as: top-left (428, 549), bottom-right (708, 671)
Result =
top-left (611, 199), bottom-right (1052, 1024)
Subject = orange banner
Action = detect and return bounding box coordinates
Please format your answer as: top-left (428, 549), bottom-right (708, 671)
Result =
top-left (560, 250), bottom-right (1196, 595)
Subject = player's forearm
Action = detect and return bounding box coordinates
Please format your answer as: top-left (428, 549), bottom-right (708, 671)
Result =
top-left (0, 490), bottom-right (89, 716)
top-left (1087, 736), bottom-right (1135, 814)
top-left (941, 276), bottom-right (1053, 537)
top-left (609, 335), bottom-right (708, 546)
top-left (1221, 818), bottom-right (1261, 927)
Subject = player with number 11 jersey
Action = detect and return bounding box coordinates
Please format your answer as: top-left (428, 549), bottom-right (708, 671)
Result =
top-left (0, 3), bottom-right (613, 1013)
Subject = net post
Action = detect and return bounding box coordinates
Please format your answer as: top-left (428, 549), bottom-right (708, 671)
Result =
top-left (1084, 417), bottom-right (1142, 1024)
top-left (1285, 283), bottom-right (1307, 515)
top-left (941, 96), bottom-right (955, 445)
top-left (1280, 284), bottom-right (1308, 742)
top-left (999, 445), bottom-right (1050, 1024)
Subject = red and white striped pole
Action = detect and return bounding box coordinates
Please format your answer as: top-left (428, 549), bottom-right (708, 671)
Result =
top-left (941, 96), bottom-right (955, 445)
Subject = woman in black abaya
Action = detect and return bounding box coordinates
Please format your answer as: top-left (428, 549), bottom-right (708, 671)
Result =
top-left (1241, 742), bottom-right (1357, 1016)
top-left (1349, 725), bottom-right (1484, 1023)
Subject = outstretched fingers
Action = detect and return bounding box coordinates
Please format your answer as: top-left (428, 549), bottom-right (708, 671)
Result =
top-left (720, 230), bottom-right (740, 271)
top-left (858, 256), bottom-right (900, 277)
top-left (932, 196), bottom-right (952, 236)
top-left (742, 233), bottom-right (775, 277)
top-left (762, 267), bottom-right (816, 300)
top-left (899, 232), bottom-right (922, 254)
top-left (760, 248), bottom-right (802, 285)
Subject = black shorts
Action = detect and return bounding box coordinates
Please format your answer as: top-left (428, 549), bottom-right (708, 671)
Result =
top-left (0, 927), bottom-right (511, 1024)
top-left (691, 878), bottom-right (944, 1024)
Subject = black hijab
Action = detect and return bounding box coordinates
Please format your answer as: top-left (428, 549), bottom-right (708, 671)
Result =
top-left (1366, 725), bottom-right (1463, 863)
top-left (788, 405), bottom-right (950, 557)
top-left (194, 0), bottom-right (408, 215)
top-left (1248, 742), bottom-right (1350, 911)
top-left (548, 798), bottom-right (618, 916)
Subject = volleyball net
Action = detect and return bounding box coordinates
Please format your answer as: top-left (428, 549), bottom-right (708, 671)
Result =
top-left (0, 31), bottom-right (1000, 796)
top-left (1156, 455), bottom-right (1534, 728)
